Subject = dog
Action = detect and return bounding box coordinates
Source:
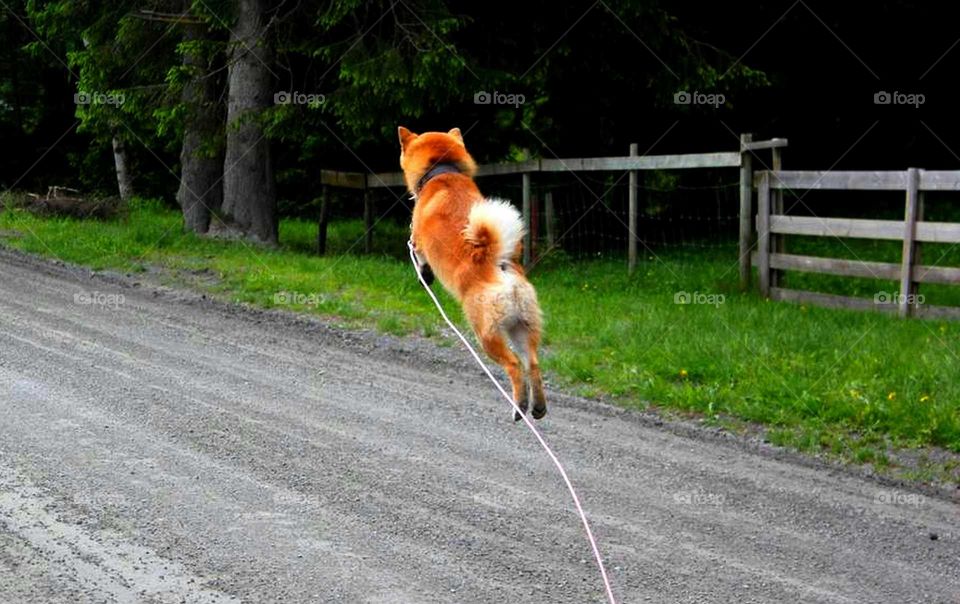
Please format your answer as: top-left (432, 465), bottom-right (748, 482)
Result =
top-left (398, 126), bottom-right (547, 420)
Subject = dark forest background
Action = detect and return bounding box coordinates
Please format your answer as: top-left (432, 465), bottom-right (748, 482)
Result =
top-left (0, 1), bottom-right (956, 242)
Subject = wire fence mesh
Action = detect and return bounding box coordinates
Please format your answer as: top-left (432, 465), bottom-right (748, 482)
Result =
top-left (478, 169), bottom-right (741, 263)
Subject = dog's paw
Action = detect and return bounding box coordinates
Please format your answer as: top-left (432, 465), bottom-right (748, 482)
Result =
top-left (531, 385), bottom-right (547, 419)
top-left (513, 390), bottom-right (529, 422)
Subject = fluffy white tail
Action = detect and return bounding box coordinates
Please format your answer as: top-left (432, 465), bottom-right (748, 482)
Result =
top-left (462, 198), bottom-right (525, 264)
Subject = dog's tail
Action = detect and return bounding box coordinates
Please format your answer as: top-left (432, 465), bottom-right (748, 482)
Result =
top-left (463, 198), bottom-right (525, 264)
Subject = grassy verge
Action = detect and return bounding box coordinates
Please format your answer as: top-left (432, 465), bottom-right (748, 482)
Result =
top-left (2, 198), bottom-right (959, 480)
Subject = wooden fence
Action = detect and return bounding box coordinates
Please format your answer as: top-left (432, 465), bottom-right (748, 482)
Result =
top-left (315, 135), bottom-right (787, 273)
top-left (751, 168), bottom-right (960, 319)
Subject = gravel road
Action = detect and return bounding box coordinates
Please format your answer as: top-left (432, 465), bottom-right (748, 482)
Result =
top-left (0, 248), bottom-right (957, 603)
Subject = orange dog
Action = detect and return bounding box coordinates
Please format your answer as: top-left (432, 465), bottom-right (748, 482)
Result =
top-left (399, 126), bottom-right (547, 420)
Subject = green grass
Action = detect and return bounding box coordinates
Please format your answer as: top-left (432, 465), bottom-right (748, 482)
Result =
top-left (2, 197), bottom-right (959, 463)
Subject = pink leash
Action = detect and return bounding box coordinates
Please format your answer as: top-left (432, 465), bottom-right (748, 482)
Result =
top-left (407, 242), bottom-right (617, 604)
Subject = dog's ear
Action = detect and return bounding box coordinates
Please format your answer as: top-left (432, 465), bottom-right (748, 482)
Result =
top-left (447, 127), bottom-right (464, 145)
top-left (398, 126), bottom-right (417, 150)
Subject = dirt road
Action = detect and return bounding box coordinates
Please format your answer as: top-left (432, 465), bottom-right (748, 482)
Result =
top-left (0, 249), bottom-right (956, 603)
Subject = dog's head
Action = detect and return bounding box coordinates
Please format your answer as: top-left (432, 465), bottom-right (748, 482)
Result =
top-left (397, 126), bottom-right (477, 194)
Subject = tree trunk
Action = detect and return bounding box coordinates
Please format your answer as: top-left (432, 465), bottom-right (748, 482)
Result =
top-left (112, 135), bottom-right (134, 202)
top-left (176, 17), bottom-right (223, 235)
top-left (85, 30), bottom-right (133, 205)
top-left (219, 0), bottom-right (276, 244)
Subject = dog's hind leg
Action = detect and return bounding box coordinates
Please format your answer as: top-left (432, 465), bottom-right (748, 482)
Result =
top-left (509, 278), bottom-right (546, 419)
top-left (479, 329), bottom-right (528, 421)
top-left (510, 322), bottom-right (546, 419)
top-left (525, 329), bottom-right (547, 419)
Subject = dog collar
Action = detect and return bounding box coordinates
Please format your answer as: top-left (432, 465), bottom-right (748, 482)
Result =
top-left (416, 163), bottom-right (461, 193)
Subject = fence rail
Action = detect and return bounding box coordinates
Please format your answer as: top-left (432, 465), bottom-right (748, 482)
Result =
top-left (316, 136), bottom-right (786, 270)
top-left (320, 152), bottom-right (748, 190)
top-left (752, 167), bottom-right (960, 319)
top-left (761, 170), bottom-right (960, 191)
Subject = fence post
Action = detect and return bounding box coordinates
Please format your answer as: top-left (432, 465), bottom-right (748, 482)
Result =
top-left (522, 171), bottom-right (531, 266)
top-left (899, 167), bottom-right (920, 318)
top-left (757, 170), bottom-right (771, 297)
top-left (770, 145), bottom-right (784, 288)
top-left (531, 192), bottom-right (540, 262)
top-left (912, 190), bottom-right (926, 299)
top-left (363, 185), bottom-right (374, 254)
top-left (317, 185), bottom-right (329, 255)
top-left (739, 133), bottom-right (754, 291)
top-left (628, 142), bottom-right (639, 274)
top-left (544, 190), bottom-right (556, 250)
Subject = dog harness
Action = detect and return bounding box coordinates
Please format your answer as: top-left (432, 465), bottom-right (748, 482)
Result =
top-left (415, 162), bottom-right (462, 193)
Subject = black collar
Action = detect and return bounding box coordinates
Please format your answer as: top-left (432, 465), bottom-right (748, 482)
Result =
top-left (416, 162), bottom-right (461, 193)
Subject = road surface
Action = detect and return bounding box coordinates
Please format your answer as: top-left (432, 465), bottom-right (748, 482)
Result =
top-left (0, 248), bottom-right (957, 603)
